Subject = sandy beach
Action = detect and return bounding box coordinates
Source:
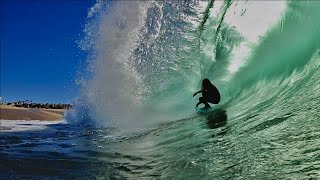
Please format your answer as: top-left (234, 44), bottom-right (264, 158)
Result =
top-left (0, 105), bottom-right (65, 121)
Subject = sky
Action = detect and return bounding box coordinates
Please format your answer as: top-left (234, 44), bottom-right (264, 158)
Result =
top-left (1, 0), bottom-right (94, 103)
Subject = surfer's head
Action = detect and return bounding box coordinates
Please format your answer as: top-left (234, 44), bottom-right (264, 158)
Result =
top-left (202, 78), bottom-right (213, 89)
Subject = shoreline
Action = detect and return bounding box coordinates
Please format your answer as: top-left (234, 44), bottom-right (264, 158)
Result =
top-left (0, 105), bottom-right (65, 121)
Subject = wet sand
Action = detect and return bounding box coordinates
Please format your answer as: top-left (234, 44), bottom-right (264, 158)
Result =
top-left (0, 105), bottom-right (64, 121)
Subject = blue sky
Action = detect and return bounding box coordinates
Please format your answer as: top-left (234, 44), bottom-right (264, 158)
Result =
top-left (1, 0), bottom-right (93, 103)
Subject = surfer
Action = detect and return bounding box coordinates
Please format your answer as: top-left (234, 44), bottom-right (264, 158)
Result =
top-left (193, 78), bottom-right (220, 108)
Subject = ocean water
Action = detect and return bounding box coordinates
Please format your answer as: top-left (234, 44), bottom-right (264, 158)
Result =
top-left (1, 1), bottom-right (320, 179)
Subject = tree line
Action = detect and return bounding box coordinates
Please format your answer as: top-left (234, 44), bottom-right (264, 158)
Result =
top-left (1, 100), bottom-right (72, 109)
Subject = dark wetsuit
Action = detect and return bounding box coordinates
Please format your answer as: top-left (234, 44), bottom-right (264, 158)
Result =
top-left (200, 85), bottom-right (220, 104)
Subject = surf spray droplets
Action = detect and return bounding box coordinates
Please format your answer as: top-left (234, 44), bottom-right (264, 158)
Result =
top-left (75, 1), bottom-right (209, 130)
top-left (77, 2), bottom-right (151, 129)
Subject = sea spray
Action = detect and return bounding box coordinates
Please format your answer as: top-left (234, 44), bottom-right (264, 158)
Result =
top-left (72, 1), bottom-right (210, 130)
top-left (78, 1), bottom-right (151, 129)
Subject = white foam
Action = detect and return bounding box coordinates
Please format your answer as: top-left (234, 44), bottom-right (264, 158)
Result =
top-left (0, 120), bottom-right (63, 132)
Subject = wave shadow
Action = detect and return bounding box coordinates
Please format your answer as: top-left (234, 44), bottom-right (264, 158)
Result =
top-left (206, 109), bottom-right (228, 129)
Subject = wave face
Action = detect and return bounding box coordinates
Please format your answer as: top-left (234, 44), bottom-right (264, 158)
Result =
top-left (67, 0), bottom-right (320, 178)
top-left (75, 0), bottom-right (319, 128)
top-left (75, 1), bottom-right (233, 125)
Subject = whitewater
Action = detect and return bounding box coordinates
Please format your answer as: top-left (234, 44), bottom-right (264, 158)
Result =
top-left (1, 1), bottom-right (320, 179)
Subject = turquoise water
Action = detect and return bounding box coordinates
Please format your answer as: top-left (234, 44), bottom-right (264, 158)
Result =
top-left (1, 1), bottom-right (320, 179)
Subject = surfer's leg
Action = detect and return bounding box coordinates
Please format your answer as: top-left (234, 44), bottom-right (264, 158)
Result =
top-left (204, 103), bottom-right (211, 108)
top-left (196, 97), bottom-right (205, 107)
top-left (196, 101), bottom-right (202, 107)
top-left (197, 97), bottom-right (211, 108)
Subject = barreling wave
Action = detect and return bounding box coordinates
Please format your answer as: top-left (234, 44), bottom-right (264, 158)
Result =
top-left (68, 0), bottom-right (320, 134)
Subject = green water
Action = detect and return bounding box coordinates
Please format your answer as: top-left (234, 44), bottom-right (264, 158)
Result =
top-left (75, 1), bottom-right (320, 178)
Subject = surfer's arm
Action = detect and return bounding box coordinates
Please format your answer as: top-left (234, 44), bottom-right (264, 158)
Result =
top-left (193, 90), bottom-right (202, 97)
